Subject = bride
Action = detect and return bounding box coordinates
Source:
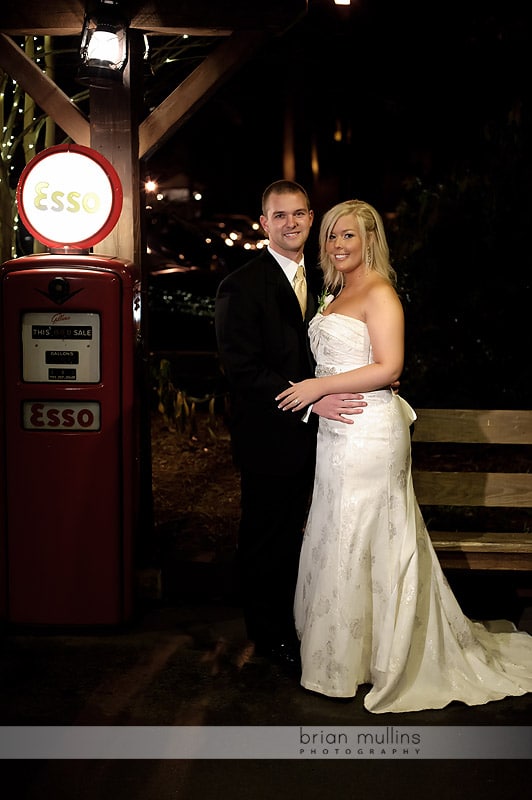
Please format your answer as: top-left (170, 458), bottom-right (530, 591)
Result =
top-left (276, 199), bottom-right (532, 713)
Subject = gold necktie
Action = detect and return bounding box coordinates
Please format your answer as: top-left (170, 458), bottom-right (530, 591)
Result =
top-left (293, 264), bottom-right (307, 318)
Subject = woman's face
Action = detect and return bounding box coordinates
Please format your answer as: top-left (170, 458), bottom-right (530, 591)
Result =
top-left (325, 213), bottom-right (365, 275)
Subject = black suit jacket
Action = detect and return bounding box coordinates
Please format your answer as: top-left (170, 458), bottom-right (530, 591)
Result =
top-left (215, 250), bottom-right (319, 476)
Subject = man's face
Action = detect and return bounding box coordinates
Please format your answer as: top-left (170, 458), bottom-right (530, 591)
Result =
top-left (260, 191), bottom-right (314, 260)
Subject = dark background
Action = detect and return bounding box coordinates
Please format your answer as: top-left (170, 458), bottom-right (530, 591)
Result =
top-left (147, 0), bottom-right (530, 214)
top-left (145, 0), bottom-right (531, 410)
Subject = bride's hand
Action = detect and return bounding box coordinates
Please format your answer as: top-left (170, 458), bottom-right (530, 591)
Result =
top-left (276, 379), bottom-right (321, 411)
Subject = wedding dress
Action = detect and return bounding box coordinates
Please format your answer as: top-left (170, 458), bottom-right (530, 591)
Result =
top-left (294, 310), bottom-right (532, 713)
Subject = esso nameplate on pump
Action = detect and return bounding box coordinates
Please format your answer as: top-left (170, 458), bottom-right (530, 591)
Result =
top-left (22, 401), bottom-right (101, 431)
top-left (21, 311), bottom-right (101, 383)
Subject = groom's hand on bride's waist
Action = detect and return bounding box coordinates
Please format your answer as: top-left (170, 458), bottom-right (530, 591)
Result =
top-left (312, 393), bottom-right (367, 424)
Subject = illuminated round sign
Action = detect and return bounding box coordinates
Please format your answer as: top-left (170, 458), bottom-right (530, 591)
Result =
top-left (16, 144), bottom-right (123, 249)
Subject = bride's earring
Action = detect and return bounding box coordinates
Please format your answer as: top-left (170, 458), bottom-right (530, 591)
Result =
top-left (366, 246), bottom-right (372, 267)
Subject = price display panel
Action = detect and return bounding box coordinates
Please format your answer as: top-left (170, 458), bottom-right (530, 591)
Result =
top-left (21, 312), bottom-right (101, 383)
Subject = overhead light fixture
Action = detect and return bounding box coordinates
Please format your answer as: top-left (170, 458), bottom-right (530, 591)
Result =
top-left (78, 0), bottom-right (129, 88)
top-left (334, 1), bottom-right (351, 5)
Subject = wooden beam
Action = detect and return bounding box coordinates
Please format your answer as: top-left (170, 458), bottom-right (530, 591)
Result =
top-left (130, 0), bottom-right (307, 35)
top-left (0, 0), bottom-right (308, 37)
top-left (138, 30), bottom-right (267, 160)
top-left (0, 33), bottom-right (90, 146)
top-left (1, 0), bottom-right (85, 36)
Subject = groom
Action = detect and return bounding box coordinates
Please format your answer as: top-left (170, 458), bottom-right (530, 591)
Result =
top-left (214, 180), bottom-right (366, 668)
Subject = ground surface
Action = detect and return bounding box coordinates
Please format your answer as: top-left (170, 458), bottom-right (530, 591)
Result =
top-left (150, 409), bottom-right (240, 566)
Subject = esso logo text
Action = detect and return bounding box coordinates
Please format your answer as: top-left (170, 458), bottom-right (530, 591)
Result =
top-left (23, 401), bottom-right (101, 432)
top-left (33, 182), bottom-right (101, 214)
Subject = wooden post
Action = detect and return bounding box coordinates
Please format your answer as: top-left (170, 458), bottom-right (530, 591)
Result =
top-left (88, 31), bottom-right (154, 572)
top-left (90, 31), bottom-right (144, 275)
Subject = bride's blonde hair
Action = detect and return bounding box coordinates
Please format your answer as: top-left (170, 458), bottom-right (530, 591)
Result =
top-left (319, 199), bottom-right (396, 293)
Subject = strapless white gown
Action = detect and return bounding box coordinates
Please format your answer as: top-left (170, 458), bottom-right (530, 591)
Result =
top-left (294, 311), bottom-right (532, 713)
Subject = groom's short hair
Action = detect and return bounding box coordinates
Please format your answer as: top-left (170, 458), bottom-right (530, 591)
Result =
top-left (262, 180), bottom-right (311, 215)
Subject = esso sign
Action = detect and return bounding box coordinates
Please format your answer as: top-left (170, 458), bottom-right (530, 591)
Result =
top-left (22, 401), bottom-right (101, 431)
top-left (16, 144), bottom-right (123, 249)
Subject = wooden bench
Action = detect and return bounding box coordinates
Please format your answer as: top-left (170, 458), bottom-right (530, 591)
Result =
top-left (411, 409), bottom-right (532, 571)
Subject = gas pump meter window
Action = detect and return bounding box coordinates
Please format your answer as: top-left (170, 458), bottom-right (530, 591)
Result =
top-left (22, 311), bottom-right (101, 383)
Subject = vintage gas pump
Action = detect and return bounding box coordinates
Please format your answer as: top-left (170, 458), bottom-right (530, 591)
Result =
top-left (0, 144), bottom-right (140, 625)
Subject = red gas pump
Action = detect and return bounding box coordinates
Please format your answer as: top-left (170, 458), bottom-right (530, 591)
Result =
top-left (0, 145), bottom-right (140, 625)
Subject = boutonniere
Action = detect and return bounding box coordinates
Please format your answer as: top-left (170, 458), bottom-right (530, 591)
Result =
top-left (318, 289), bottom-right (334, 313)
